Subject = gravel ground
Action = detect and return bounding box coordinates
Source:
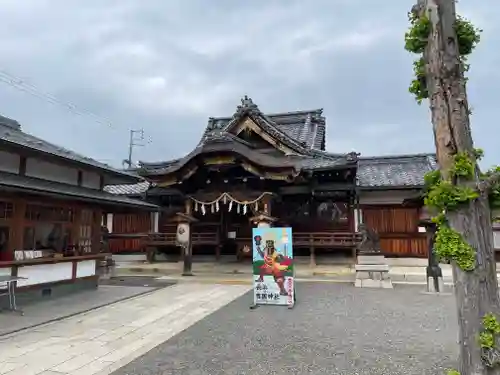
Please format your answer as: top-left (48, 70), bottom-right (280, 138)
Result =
top-left (112, 283), bottom-right (458, 375)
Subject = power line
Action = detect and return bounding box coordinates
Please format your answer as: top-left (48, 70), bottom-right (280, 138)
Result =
top-left (0, 67), bottom-right (155, 167)
top-left (0, 68), bottom-right (113, 127)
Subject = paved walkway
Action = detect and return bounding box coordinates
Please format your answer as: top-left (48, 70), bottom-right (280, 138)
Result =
top-left (0, 283), bottom-right (250, 375)
top-left (0, 285), bottom-right (155, 336)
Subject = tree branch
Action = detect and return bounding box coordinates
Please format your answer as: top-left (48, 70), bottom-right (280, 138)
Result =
top-left (478, 170), bottom-right (500, 194)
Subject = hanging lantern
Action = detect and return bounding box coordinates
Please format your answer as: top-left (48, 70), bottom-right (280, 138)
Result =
top-left (237, 204), bottom-right (241, 214)
top-left (223, 194), bottom-right (228, 204)
top-left (254, 202), bottom-right (258, 212)
top-left (243, 204), bottom-right (247, 215)
top-left (194, 202), bottom-right (199, 212)
top-left (228, 201), bottom-right (233, 212)
top-left (216, 201), bottom-right (220, 212)
top-left (201, 204), bottom-right (206, 215)
top-left (211, 204), bottom-right (215, 213)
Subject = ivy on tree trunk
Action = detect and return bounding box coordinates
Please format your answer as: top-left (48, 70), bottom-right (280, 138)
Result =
top-left (412, 0), bottom-right (500, 374)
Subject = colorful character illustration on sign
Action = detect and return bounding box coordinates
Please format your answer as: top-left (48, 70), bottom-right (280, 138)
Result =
top-left (254, 235), bottom-right (293, 296)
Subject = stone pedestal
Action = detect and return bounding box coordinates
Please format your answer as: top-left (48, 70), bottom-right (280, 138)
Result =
top-left (146, 246), bottom-right (157, 263)
top-left (168, 212), bottom-right (198, 276)
top-left (426, 276), bottom-right (445, 293)
top-left (355, 254), bottom-right (393, 289)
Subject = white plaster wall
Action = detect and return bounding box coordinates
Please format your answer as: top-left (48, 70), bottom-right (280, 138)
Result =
top-left (359, 190), bottom-right (418, 205)
top-left (494, 232), bottom-right (500, 249)
top-left (354, 209), bottom-right (362, 231)
top-left (0, 267), bottom-right (11, 277)
top-left (76, 260), bottom-right (96, 278)
top-left (0, 267), bottom-right (10, 289)
top-left (17, 263), bottom-right (73, 287)
top-left (151, 212), bottom-right (159, 232)
top-left (25, 158), bottom-right (79, 185)
top-left (106, 213), bottom-right (113, 233)
top-left (81, 170), bottom-right (101, 189)
top-left (0, 150), bottom-right (20, 174)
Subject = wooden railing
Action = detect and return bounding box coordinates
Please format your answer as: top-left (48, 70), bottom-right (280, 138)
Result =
top-left (138, 231), bottom-right (362, 249)
top-left (294, 232), bottom-right (362, 247)
top-left (147, 232), bottom-right (219, 246)
top-left (107, 233), bottom-right (149, 253)
top-left (235, 232), bottom-right (361, 248)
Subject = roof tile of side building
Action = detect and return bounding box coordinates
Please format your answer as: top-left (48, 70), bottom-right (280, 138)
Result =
top-left (0, 114), bottom-right (142, 182)
top-left (357, 153), bottom-right (437, 188)
top-left (103, 181), bottom-right (150, 195)
top-left (105, 153), bottom-right (438, 195)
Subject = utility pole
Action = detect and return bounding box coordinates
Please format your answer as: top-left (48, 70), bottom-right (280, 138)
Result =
top-left (416, 0), bottom-right (500, 373)
top-left (123, 129), bottom-right (146, 169)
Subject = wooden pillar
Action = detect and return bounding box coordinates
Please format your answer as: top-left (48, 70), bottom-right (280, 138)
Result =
top-left (72, 206), bottom-right (82, 253)
top-left (263, 195), bottom-right (271, 216)
top-left (11, 200), bottom-right (26, 261)
top-left (216, 210), bottom-right (223, 262)
top-left (91, 208), bottom-right (102, 253)
top-left (308, 196), bottom-right (316, 267)
top-left (182, 199), bottom-right (194, 275)
top-left (352, 191), bottom-right (361, 261)
top-left (309, 234), bottom-right (316, 267)
top-left (185, 199), bottom-right (192, 215)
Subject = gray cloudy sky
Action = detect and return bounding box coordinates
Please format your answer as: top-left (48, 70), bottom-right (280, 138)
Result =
top-left (0, 0), bottom-right (498, 168)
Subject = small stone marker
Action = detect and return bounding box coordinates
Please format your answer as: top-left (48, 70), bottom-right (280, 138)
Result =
top-left (354, 224), bottom-right (393, 289)
top-left (355, 255), bottom-right (393, 288)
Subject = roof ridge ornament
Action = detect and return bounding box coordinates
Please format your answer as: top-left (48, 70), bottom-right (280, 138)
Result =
top-left (236, 95), bottom-right (259, 115)
top-left (346, 151), bottom-right (360, 162)
top-left (241, 95), bottom-right (256, 108)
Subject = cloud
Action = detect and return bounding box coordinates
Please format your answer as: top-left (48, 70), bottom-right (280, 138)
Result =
top-left (0, 0), bottom-right (497, 168)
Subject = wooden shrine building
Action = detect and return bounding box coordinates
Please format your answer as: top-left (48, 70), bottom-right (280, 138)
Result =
top-left (0, 114), bottom-right (157, 304)
top-left (105, 96), bottom-right (438, 263)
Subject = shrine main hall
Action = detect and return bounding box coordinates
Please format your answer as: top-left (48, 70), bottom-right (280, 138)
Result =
top-left (105, 96), bottom-right (440, 263)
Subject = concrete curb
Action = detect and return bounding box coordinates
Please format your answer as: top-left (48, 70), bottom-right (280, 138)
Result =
top-left (116, 267), bottom-right (454, 285)
top-left (153, 275), bottom-right (456, 287)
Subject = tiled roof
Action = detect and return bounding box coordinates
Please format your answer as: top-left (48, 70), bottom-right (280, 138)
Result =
top-left (204, 108), bottom-right (326, 151)
top-left (357, 154), bottom-right (437, 188)
top-left (0, 172), bottom-right (158, 210)
top-left (137, 134), bottom-right (357, 177)
top-left (0, 115), bottom-right (141, 183)
top-left (136, 97), bottom-right (355, 177)
top-left (104, 181), bottom-right (150, 195)
top-left (106, 153), bottom-right (437, 197)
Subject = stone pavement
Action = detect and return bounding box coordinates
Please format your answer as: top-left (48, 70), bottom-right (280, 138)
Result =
top-left (113, 283), bottom-right (459, 375)
top-left (0, 283), bottom-right (250, 375)
top-left (0, 285), bottom-right (156, 336)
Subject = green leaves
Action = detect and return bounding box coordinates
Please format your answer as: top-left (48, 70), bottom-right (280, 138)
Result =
top-left (425, 181), bottom-right (478, 212)
top-left (404, 11), bottom-right (480, 103)
top-left (455, 16), bottom-right (482, 56)
top-left (423, 153), bottom-right (478, 272)
top-left (434, 225), bottom-right (475, 271)
top-left (450, 151), bottom-right (475, 179)
top-left (408, 58), bottom-right (428, 104)
top-left (404, 14), bottom-right (431, 54)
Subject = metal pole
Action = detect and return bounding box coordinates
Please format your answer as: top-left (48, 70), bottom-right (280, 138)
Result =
top-left (182, 240), bottom-right (193, 276)
top-left (126, 129), bottom-right (134, 168)
top-left (426, 223), bottom-right (442, 292)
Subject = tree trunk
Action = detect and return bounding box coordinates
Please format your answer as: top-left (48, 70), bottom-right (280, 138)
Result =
top-left (418, 0), bottom-right (500, 373)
